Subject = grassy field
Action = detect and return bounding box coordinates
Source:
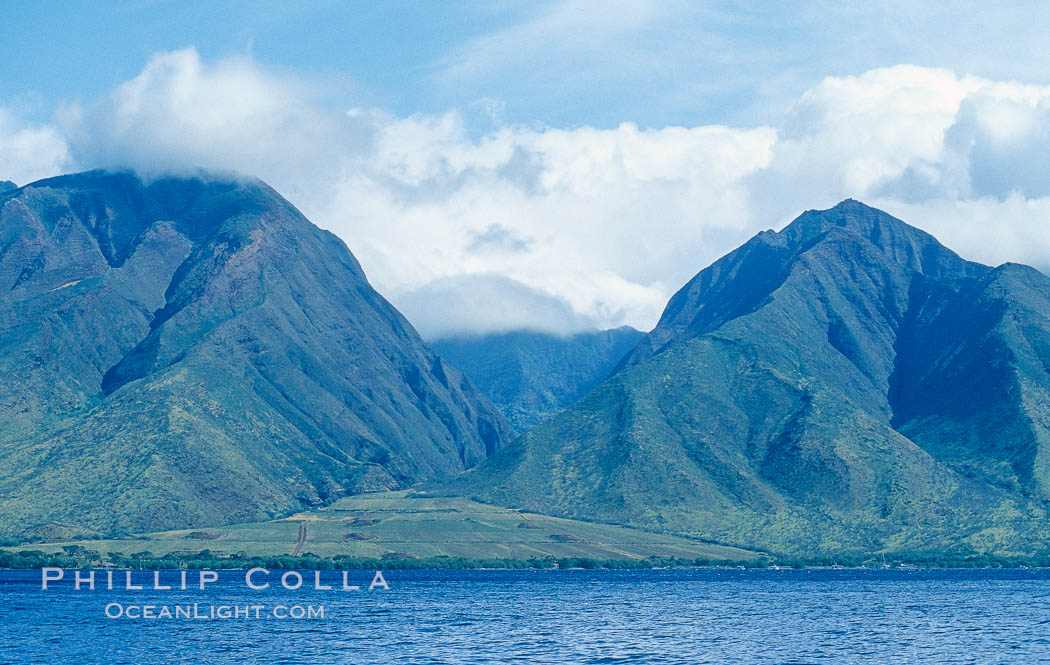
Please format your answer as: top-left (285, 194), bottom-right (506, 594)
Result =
top-left (15, 491), bottom-right (761, 562)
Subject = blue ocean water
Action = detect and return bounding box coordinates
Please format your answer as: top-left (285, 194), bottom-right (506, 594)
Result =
top-left (1, 568), bottom-right (1049, 664)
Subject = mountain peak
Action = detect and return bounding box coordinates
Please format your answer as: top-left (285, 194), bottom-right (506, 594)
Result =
top-left (29, 167), bottom-right (266, 191)
top-left (460, 200), bottom-right (1050, 558)
top-left (24, 168), bottom-right (284, 225)
top-left (617, 200), bottom-right (982, 372)
top-left (0, 169), bottom-right (511, 540)
top-left (783, 198), bottom-right (915, 243)
top-left (7, 169), bottom-right (306, 271)
top-left (830, 196), bottom-right (866, 210)
top-left (776, 198), bottom-right (980, 281)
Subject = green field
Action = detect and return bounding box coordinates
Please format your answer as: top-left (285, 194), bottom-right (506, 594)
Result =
top-left (16, 491), bottom-right (761, 562)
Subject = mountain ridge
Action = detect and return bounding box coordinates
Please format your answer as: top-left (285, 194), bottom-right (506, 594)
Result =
top-left (616, 199), bottom-right (985, 373)
top-left (0, 169), bottom-right (510, 541)
top-left (431, 326), bottom-right (644, 432)
top-left (451, 199), bottom-right (1050, 557)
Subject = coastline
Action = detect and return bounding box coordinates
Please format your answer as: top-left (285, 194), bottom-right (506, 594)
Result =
top-left (4, 548), bottom-right (1049, 571)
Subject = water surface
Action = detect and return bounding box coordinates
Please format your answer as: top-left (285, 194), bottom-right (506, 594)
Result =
top-left (2, 568), bottom-right (1048, 664)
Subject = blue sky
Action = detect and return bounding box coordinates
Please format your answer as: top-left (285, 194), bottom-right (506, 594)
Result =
top-left (3, 2), bottom-right (1050, 335)
top-left (2, 2), bottom-right (512, 117)
top-left (6, 1), bottom-right (1050, 129)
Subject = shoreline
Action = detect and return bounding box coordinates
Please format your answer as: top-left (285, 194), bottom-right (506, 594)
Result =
top-left (4, 548), bottom-right (1050, 572)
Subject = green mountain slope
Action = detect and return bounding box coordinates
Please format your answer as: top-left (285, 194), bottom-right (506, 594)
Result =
top-left (431, 327), bottom-right (643, 432)
top-left (451, 200), bottom-right (1050, 557)
top-left (0, 171), bottom-right (510, 542)
top-left (10, 491), bottom-right (761, 562)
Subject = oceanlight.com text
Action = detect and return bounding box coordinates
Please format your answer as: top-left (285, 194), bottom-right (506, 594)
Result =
top-left (37, 568), bottom-right (389, 621)
top-left (103, 602), bottom-right (326, 620)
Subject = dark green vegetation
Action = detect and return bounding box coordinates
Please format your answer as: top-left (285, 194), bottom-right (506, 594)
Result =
top-left (7, 174), bottom-right (1050, 564)
top-left (0, 171), bottom-right (510, 542)
top-left (453, 200), bottom-right (1050, 558)
top-left (3, 491), bottom-right (759, 563)
top-left (9, 547), bottom-right (1047, 570)
top-left (0, 548), bottom-right (759, 571)
top-left (431, 327), bottom-right (643, 432)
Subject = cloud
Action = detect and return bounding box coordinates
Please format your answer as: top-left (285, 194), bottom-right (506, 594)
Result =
top-left (392, 273), bottom-right (596, 338)
top-left (742, 67), bottom-right (1050, 273)
top-left (465, 224), bottom-right (534, 255)
top-left (761, 66), bottom-right (1050, 207)
top-left (870, 195), bottom-right (1050, 275)
top-left (437, 0), bottom-right (667, 85)
top-left (0, 104), bottom-right (71, 185)
top-left (15, 50), bottom-right (1050, 335)
top-left (775, 66), bottom-right (975, 195)
top-left (426, 1), bottom-right (1050, 130)
top-left (49, 48), bottom-right (761, 333)
top-left (947, 91), bottom-right (1050, 199)
top-left (61, 48), bottom-right (370, 199)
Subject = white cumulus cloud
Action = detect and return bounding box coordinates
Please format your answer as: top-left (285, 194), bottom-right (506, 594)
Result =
top-left (0, 104), bottom-right (71, 185)
top-left (61, 48), bottom-right (370, 203)
top-left (11, 50), bottom-right (1050, 335)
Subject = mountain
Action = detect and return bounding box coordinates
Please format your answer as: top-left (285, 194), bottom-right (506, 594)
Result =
top-left (451, 200), bottom-right (1050, 558)
top-left (0, 170), bottom-right (510, 542)
top-left (430, 327), bottom-right (644, 432)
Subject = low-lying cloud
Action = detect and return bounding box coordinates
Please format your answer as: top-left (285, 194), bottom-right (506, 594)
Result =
top-left (394, 273), bottom-right (597, 338)
top-left (5, 49), bottom-right (1050, 335)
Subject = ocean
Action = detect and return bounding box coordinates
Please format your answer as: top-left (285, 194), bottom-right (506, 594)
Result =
top-left (2, 568), bottom-right (1049, 663)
